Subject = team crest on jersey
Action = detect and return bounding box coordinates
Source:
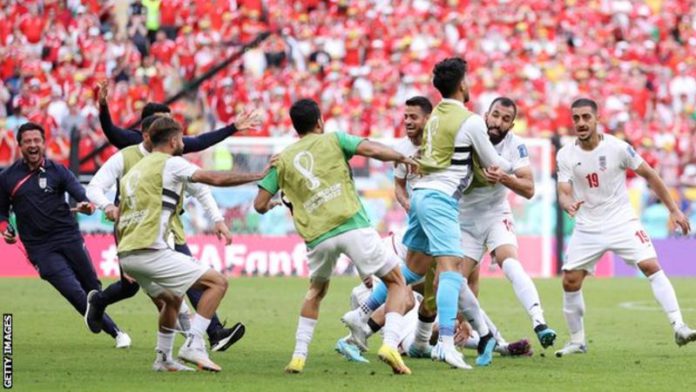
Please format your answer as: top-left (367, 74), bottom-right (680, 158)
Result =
top-left (38, 177), bottom-right (46, 189)
top-left (599, 156), bottom-right (607, 171)
top-left (517, 145), bottom-right (528, 158)
top-left (627, 146), bottom-right (637, 157)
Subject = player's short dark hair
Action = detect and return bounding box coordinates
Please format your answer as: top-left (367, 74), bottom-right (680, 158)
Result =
top-left (571, 98), bottom-right (598, 113)
top-left (289, 99), bottom-right (321, 135)
top-left (432, 57), bottom-right (468, 98)
top-left (17, 122), bottom-right (46, 143)
top-left (148, 116), bottom-right (182, 146)
top-left (141, 102), bottom-right (171, 121)
top-left (141, 113), bottom-right (170, 134)
top-left (489, 96), bottom-right (518, 118)
top-left (405, 96), bottom-right (433, 115)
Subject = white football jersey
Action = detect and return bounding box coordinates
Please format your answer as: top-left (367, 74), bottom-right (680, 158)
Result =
top-left (459, 132), bottom-right (531, 217)
top-left (413, 99), bottom-right (513, 197)
top-left (556, 133), bottom-right (643, 229)
top-left (393, 137), bottom-right (420, 191)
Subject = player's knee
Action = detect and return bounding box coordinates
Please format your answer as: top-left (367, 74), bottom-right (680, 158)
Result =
top-left (562, 275), bottom-right (582, 292)
top-left (215, 275), bottom-right (229, 293)
top-left (638, 259), bottom-right (661, 277)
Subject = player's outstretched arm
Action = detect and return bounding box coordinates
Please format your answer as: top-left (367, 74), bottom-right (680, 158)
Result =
top-left (182, 109), bottom-right (262, 154)
top-left (635, 162), bottom-right (691, 234)
top-left (356, 140), bottom-right (419, 171)
top-left (98, 81), bottom-right (143, 149)
top-left (190, 169), bottom-right (265, 187)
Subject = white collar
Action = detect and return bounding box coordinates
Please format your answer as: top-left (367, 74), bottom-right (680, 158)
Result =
top-left (138, 142), bottom-right (150, 156)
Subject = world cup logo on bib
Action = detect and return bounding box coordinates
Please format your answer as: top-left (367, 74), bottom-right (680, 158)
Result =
top-left (424, 116), bottom-right (440, 158)
top-left (124, 170), bottom-right (141, 209)
top-left (293, 151), bottom-right (321, 191)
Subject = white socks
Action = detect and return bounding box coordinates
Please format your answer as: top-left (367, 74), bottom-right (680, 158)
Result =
top-left (458, 283), bottom-right (491, 337)
top-left (179, 300), bottom-right (190, 316)
top-left (293, 316), bottom-right (317, 359)
top-left (648, 270), bottom-right (684, 330)
top-left (157, 331), bottom-right (175, 359)
top-left (502, 258), bottom-right (545, 327)
top-left (480, 309), bottom-right (505, 345)
top-left (563, 290), bottom-right (585, 344)
top-left (383, 312), bottom-right (405, 349)
top-left (413, 315), bottom-right (434, 346)
top-left (190, 314), bottom-right (211, 341)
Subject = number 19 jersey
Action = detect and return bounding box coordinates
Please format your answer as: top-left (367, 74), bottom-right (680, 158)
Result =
top-left (556, 133), bottom-right (644, 230)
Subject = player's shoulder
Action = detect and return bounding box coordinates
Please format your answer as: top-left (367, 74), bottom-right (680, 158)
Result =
top-left (394, 137), bottom-right (418, 155)
top-left (0, 159), bottom-right (22, 178)
top-left (556, 140), bottom-right (575, 159)
top-left (166, 155), bottom-right (195, 170)
top-left (602, 133), bottom-right (631, 150)
top-left (602, 134), bottom-right (634, 155)
top-left (602, 133), bottom-right (625, 146)
top-left (504, 132), bottom-right (528, 151)
top-left (463, 113), bottom-right (486, 127)
top-left (505, 133), bottom-right (531, 160)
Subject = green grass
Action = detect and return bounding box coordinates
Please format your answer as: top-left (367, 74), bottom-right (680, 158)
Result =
top-left (3, 276), bottom-right (696, 391)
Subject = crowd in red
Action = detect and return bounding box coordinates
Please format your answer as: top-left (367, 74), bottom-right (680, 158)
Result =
top-left (1, 0), bottom-right (696, 185)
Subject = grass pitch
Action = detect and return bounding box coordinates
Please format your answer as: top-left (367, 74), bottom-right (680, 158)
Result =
top-left (3, 276), bottom-right (696, 391)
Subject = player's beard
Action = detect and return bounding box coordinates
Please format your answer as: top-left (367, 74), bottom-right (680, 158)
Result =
top-left (487, 126), bottom-right (508, 145)
top-left (173, 145), bottom-right (184, 156)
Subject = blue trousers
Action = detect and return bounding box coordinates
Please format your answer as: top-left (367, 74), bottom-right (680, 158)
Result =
top-left (26, 238), bottom-right (120, 338)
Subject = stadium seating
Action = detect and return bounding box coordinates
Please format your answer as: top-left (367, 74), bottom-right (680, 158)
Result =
top-left (1, 0), bottom-right (695, 184)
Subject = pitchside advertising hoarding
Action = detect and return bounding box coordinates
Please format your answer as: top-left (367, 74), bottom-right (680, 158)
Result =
top-left (1, 234), bottom-right (694, 278)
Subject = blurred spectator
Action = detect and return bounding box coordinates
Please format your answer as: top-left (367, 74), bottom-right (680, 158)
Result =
top-left (61, 101), bottom-right (86, 138)
top-left (5, 106), bottom-right (29, 134)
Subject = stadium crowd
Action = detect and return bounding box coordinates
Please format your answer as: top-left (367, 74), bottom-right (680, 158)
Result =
top-left (1, 0), bottom-right (696, 189)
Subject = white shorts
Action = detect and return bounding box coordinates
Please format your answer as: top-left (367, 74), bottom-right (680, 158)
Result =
top-left (120, 248), bottom-right (210, 297)
top-left (460, 212), bottom-right (518, 262)
top-left (563, 219), bottom-right (657, 273)
top-left (307, 228), bottom-right (399, 282)
top-left (382, 231), bottom-right (407, 262)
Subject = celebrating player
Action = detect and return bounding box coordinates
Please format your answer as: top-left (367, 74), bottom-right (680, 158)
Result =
top-left (0, 122), bottom-right (131, 348)
top-left (85, 113), bottom-right (244, 352)
top-left (84, 81), bottom-right (258, 351)
top-left (341, 96), bottom-right (536, 361)
top-left (254, 98), bottom-right (417, 375)
top-left (115, 116), bottom-right (267, 372)
top-left (555, 98), bottom-right (696, 356)
top-left (345, 58), bottom-right (514, 369)
top-left (97, 80), bottom-right (255, 151)
top-left (457, 97), bottom-right (556, 347)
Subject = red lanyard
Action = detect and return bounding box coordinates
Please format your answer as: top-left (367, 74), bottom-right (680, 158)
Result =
top-left (10, 159), bottom-right (45, 200)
